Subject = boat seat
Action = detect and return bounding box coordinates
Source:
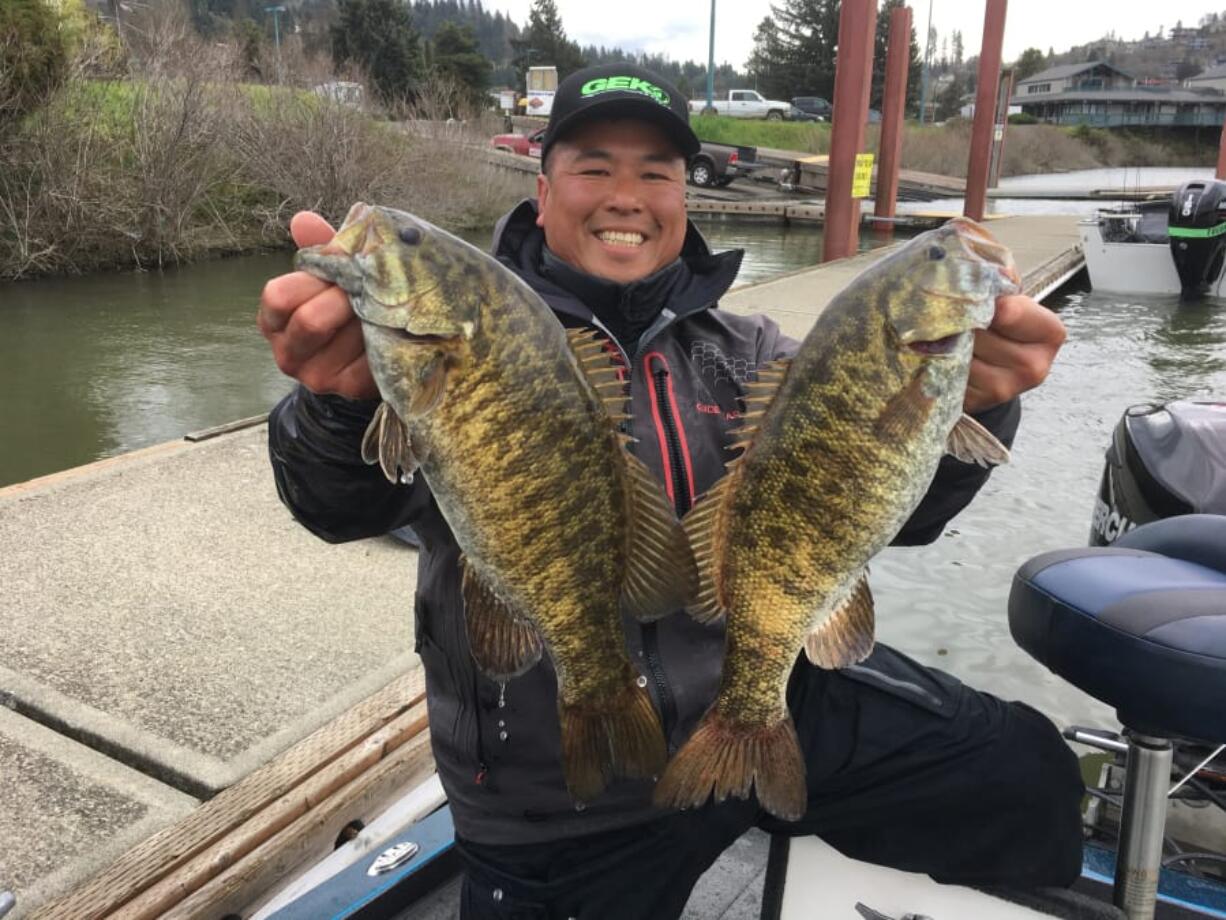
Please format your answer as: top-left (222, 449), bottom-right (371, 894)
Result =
top-left (1009, 515), bottom-right (1226, 742)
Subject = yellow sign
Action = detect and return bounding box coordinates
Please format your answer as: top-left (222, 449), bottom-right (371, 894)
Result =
top-left (852, 153), bottom-right (875, 199)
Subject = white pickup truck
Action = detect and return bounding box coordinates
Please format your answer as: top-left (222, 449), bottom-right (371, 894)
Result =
top-left (688, 89), bottom-right (791, 120)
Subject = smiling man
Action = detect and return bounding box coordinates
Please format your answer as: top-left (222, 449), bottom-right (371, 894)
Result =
top-left (259, 64), bottom-right (1082, 919)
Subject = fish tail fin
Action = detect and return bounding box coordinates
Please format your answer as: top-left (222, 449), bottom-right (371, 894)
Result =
top-left (558, 679), bottom-right (666, 803)
top-left (653, 709), bottom-right (807, 822)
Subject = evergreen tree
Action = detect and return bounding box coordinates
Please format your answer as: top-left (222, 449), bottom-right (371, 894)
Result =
top-left (509, 0), bottom-right (584, 88)
top-left (747, 15), bottom-right (788, 99)
top-left (871, 0), bottom-right (922, 115)
top-left (771, 0), bottom-right (841, 99)
top-left (332, 0), bottom-right (424, 103)
top-left (431, 20), bottom-right (492, 105)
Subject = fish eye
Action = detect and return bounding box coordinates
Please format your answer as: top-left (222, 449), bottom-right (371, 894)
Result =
top-left (399, 227), bottom-right (422, 245)
top-left (927, 245), bottom-right (946, 261)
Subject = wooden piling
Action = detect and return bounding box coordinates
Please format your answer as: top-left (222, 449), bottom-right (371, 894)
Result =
top-left (965, 0), bottom-right (1008, 221)
top-left (823, 0), bottom-right (878, 262)
top-left (873, 5), bottom-right (913, 235)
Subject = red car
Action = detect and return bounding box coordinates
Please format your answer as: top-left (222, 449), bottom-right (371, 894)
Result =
top-left (491, 126), bottom-right (546, 159)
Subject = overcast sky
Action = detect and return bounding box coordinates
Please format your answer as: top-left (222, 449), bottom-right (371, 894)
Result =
top-left (484, 1), bottom-right (1226, 75)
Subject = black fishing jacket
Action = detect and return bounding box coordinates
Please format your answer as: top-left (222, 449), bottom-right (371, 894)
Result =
top-left (267, 200), bottom-right (1021, 845)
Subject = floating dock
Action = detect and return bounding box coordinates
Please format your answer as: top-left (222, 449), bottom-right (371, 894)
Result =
top-left (5, 214), bottom-right (1083, 918)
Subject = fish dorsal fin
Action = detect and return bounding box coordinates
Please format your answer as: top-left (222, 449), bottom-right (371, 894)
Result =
top-left (361, 402), bottom-right (420, 484)
top-left (460, 555), bottom-right (543, 680)
top-left (566, 328), bottom-right (630, 419)
top-left (620, 450), bottom-right (699, 622)
top-left (681, 472), bottom-right (739, 624)
top-left (804, 572), bottom-right (876, 669)
top-left (727, 358), bottom-right (792, 455)
top-left (946, 413), bottom-right (1011, 467)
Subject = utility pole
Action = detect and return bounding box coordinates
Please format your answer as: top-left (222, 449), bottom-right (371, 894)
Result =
top-left (705, 0), bottom-right (717, 114)
top-left (919, 0), bottom-right (933, 125)
top-left (265, 5), bottom-right (286, 84)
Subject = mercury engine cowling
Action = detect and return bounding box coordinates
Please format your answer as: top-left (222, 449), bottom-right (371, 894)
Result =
top-left (1169, 180), bottom-right (1226, 296)
top-left (1090, 399), bottom-right (1226, 546)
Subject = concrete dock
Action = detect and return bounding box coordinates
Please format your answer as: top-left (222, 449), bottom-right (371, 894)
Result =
top-left (0, 214), bottom-right (1084, 917)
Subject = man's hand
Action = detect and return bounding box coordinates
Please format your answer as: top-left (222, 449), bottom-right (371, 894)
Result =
top-left (964, 293), bottom-right (1066, 413)
top-left (258, 211), bottom-right (379, 400)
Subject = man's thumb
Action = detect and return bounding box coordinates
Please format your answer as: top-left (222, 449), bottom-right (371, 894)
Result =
top-left (290, 211), bottom-right (336, 248)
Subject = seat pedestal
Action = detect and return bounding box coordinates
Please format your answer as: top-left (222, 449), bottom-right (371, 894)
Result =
top-left (1114, 735), bottom-right (1173, 919)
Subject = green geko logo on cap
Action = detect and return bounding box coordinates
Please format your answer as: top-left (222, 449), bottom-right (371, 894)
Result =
top-left (580, 76), bottom-right (670, 106)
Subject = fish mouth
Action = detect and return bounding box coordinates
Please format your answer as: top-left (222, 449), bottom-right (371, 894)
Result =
top-left (906, 331), bottom-right (966, 357)
top-left (949, 217), bottom-right (1022, 287)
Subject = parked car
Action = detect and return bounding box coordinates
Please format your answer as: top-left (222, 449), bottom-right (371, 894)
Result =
top-left (790, 96), bottom-right (832, 121)
top-left (490, 126), bottom-right (546, 158)
top-left (787, 104), bottom-right (821, 122)
top-left (688, 89), bottom-right (791, 121)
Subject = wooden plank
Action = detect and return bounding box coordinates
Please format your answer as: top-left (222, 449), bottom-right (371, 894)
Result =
top-left (158, 729), bottom-right (436, 920)
top-left (30, 669), bottom-right (426, 920)
top-left (117, 706), bottom-right (429, 919)
top-left (184, 415), bottom-right (268, 443)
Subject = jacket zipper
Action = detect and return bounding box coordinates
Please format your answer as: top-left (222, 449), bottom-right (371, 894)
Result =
top-left (642, 353), bottom-right (696, 747)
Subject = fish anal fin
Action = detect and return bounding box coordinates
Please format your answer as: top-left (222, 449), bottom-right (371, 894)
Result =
top-left (621, 450), bottom-right (698, 622)
top-left (804, 573), bottom-right (876, 669)
top-left (361, 402), bottom-right (419, 484)
top-left (947, 413), bottom-right (1011, 467)
top-left (682, 474), bottom-right (738, 624)
top-left (652, 710), bottom-right (806, 822)
top-left (460, 556), bottom-right (543, 680)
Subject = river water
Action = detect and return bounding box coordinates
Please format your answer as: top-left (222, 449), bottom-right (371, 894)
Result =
top-left (4, 216), bottom-right (1226, 727)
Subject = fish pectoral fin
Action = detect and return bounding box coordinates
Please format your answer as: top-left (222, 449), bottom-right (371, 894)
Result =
top-left (873, 367), bottom-right (934, 441)
top-left (681, 474), bottom-right (737, 624)
top-left (621, 451), bottom-right (699, 622)
top-left (804, 573), bottom-right (876, 669)
top-left (361, 402), bottom-right (420, 484)
top-left (460, 556), bottom-right (543, 680)
top-left (408, 353), bottom-right (450, 416)
top-left (946, 413), bottom-right (1011, 467)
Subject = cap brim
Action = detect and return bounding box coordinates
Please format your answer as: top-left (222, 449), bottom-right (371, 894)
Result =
top-left (545, 97), bottom-right (700, 164)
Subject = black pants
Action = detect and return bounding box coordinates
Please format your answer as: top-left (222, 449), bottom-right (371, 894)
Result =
top-left (456, 644), bottom-right (1086, 920)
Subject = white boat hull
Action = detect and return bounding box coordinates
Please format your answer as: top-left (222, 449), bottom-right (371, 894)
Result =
top-left (1079, 220), bottom-right (1226, 297)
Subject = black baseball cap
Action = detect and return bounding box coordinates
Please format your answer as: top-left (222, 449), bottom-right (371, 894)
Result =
top-left (540, 63), bottom-right (700, 169)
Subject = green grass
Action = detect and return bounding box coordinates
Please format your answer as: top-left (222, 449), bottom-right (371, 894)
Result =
top-left (688, 114), bottom-right (831, 154)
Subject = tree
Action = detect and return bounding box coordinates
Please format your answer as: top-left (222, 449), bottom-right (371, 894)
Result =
top-left (951, 29), bottom-right (963, 68)
top-left (1014, 47), bottom-right (1046, 81)
top-left (332, 0), bottom-right (424, 104)
top-left (509, 0), bottom-right (584, 89)
top-left (870, 0), bottom-right (922, 116)
top-left (770, 0), bottom-right (841, 100)
top-left (0, 0), bottom-right (68, 126)
top-left (431, 20), bottom-right (492, 106)
top-left (746, 15), bottom-right (787, 99)
top-left (935, 72), bottom-right (964, 121)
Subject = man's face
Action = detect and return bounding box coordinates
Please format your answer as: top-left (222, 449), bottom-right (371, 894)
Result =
top-left (536, 118), bottom-right (688, 284)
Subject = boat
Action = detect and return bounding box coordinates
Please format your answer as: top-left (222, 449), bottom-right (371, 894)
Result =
top-left (1079, 180), bottom-right (1226, 298)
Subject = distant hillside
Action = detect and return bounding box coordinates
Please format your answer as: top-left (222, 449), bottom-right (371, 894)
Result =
top-left (1041, 16), bottom-right (1226, 84)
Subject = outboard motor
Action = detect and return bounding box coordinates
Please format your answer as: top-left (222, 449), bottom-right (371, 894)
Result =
top-left (1169, 180), bottom-right (1226, 296)
top-left (1090, 399), bottom-right (1226, 545)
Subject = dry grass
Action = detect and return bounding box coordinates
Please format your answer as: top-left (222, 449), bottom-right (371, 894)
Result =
top-left (0, 8), bottom-right (529, 280)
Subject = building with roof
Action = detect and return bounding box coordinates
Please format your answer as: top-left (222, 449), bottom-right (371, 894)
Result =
top-left (1012, 61), bottom-right (1226, 128)
top-left (1187, 63), bottom-right (1226, 94)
